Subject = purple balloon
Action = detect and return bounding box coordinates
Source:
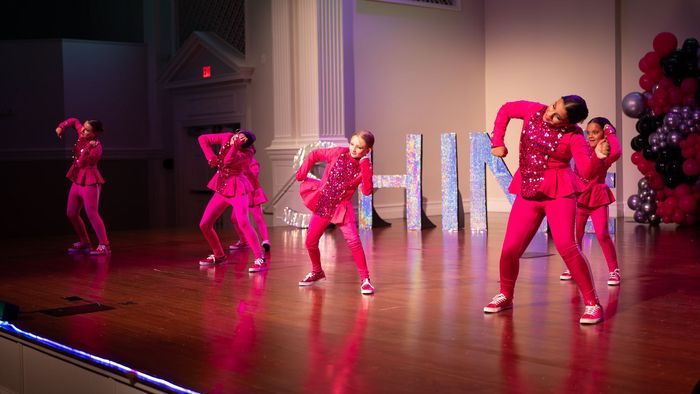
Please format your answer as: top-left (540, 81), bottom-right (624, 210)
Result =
top-left (693, 109), bottom-right (700, 121)
top-left (671, 105), bottom-right (683, 114)
top-left (641, 201), bottom-right (656, 214)
top-left (627, 194), bottom-right (642, 210)
top-left (667, 131), bottom-right (683, 146)
top-left (665, 113), bottom-right (682, 129)
top-left (682, 106), bottom-right (692, 119)
top-left (622, 92), bottom-right (646, 118)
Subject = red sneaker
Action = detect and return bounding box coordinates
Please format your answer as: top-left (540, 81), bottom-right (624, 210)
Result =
top-left (607, 269), bottom-right (621, 286)
top-left (483, 293), bottom-right (513, 313)
top-left (360, 278), bottom-right (375, 295)
top-left (579, 304), bottom-right (604, 324)
top-left (298, 271), bottom-right (326, 286)
top-left (559, 269), bottom-right (572, 281)
top-left (228, 241), bottom-right (249, 250)
top-left (248, 258), bottom-right (268, 273)
top-left (199, 254), bottom-right (227, 266)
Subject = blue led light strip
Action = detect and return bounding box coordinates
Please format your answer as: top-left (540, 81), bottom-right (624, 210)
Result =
top-left (0, 321), bottom-right (199, 394)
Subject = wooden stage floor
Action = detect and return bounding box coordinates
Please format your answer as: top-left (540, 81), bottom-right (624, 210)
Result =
top-left (1, 214), bottom-right (700, 393)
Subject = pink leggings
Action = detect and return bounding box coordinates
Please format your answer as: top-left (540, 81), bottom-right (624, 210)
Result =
top-left (67, 183), bottom-right (109, 245)
top-left (200, 192), bottom-right (262, 259)
top-left (576, 205), bottom-right (618, 272)
top-left (305, 214), bottom-right (369, 279)
top-left (500, 195), bottom-right (598, 305)
top-left (232, 204), bottom-right (269, 242)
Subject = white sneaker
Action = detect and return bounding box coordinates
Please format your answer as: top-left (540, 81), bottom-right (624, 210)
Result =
top-left (360, 278), bottom-right (375, 295)
top-left (248, 258), bottom-right (268, 273)
top-left (560, 269), bottom-right (572, 281)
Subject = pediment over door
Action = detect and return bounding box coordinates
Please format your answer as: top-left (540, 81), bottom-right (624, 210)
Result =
top-left (161, 31), bottom-right (254, 90)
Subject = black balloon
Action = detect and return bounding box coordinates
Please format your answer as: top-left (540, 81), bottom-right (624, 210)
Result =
top-left (665, 174), bottom-right (682, 187)
top-left (656, 160), bottom-right (668, 174)
top-left (642, 146), bottom-right (658, 161)
top-left (631, 135), bottom-right (647, 151)
top-left (682, 38), bottom-right (699, 57)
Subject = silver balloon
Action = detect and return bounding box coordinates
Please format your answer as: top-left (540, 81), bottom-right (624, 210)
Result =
top-left (633, 209), bottom-right (648, 223)
top-left (627, 194), bottom-right (642, 210)
top-left (637, 178), bottom-right (649, 191)
top-left (693, 109), bottom-right (700, 122)
top-left (658, 139), bottom-right (667, 149)
top-left (671, 105), bottom-right (683, 114)
top-left (641, 201), bottom-right (656, 214)
top-left (679, 123), bottom-right (689, 134)
top-left (648, 214), bottom-right (661, 225)
top-left (648, 132), bottom-right (661, 147)
top-left (667, 131), bottom-right (683, 146)
top-left (622, 92), bottom-right (646, 118)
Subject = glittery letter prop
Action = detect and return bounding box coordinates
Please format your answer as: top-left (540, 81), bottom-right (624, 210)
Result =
top-left (441, 133), bottom-right (459, 231)
top-left (469, 132), bottom-right (547, 232)
top-left (584, 172), bottom-right (616, 234)
top-left (358, 134), bottom-right (425, 230)
top-left (282, 141), bottom-right (338, 228)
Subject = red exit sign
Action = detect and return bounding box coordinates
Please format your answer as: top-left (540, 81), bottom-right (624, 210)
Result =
top-left (202, 66), bottom-right (211, 78)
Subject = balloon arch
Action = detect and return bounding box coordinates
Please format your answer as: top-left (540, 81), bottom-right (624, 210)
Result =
top-left (622, 32), bottom-right (700, 226)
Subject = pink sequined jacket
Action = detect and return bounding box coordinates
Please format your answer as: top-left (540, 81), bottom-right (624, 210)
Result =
top-left (58, 118), bottom-right (105, 186)
top-left (198, 132), bottom-right (254, 198)
top-left (491, 101), bottom-right (604, 199)
top-left (296, 147), bottom-right (373, 224)
top-left (576, 126), bottom-right (621, 209)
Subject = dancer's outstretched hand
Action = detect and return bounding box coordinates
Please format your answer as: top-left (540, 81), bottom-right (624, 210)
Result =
top-left (55, 127), bottom-right (63, 138)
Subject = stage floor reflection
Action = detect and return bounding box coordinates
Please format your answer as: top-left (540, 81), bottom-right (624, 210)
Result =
top-left (1, 214), bottom-right (699, 393)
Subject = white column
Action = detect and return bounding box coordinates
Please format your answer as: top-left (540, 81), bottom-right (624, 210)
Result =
top-left (317, 0), bottom-right (350, 143)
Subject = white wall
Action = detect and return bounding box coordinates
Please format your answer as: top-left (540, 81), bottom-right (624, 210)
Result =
top-left (62, 40), bottom-right (149, 150)
top-left (619, 0), bottom-right (700, 217)
top-left (246, 0), bottom-right (276, 214)
top-left (484, 0), bottom-right (617, 211)
top-left (352, 0), bottom-right (486, 218)
top-left (0, 40), bottom-right (64, 153)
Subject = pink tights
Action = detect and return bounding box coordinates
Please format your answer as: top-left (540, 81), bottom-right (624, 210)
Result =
top-left (67, 183), bottom-right (109, 245)
top-left (305, 214), bottom-right (369, 279)
top-left (576, 205), bottom-right (618, 272)
top-left (200, 193), bottom-right (262, 259)
top-left (499, 195), bottom-right (598, 305)
top-left (232, 204), bottom-right (269, 242)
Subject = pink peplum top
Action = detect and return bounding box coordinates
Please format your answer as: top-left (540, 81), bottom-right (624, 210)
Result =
top-left (59, 118), bottom-right (105, 186)
top-left (296, 147), bottom-right (373, 225)
top-left (576, 126), bottom-right (621, 209)
top-left (491, 101), bottom-right (605, 200)
top-left (198, 132), bottom-right (254, 198)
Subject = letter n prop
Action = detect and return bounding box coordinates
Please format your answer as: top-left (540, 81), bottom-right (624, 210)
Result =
top-left (469, 132), bottom-right (547, 232)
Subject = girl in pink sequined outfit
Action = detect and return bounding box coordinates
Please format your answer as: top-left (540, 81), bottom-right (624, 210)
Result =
top-left (55, 118), bottom-right (110, 255)
top-left (197, 130), bottom-right (267, 272)
top-left (483, 96), bottom-right (611, 325)
top-left (229, 148), bottom-right (271, 252)
top-left (296, 130), bottom-right (375, 295)
top-left (560, 117), bottom-right (622, 286)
